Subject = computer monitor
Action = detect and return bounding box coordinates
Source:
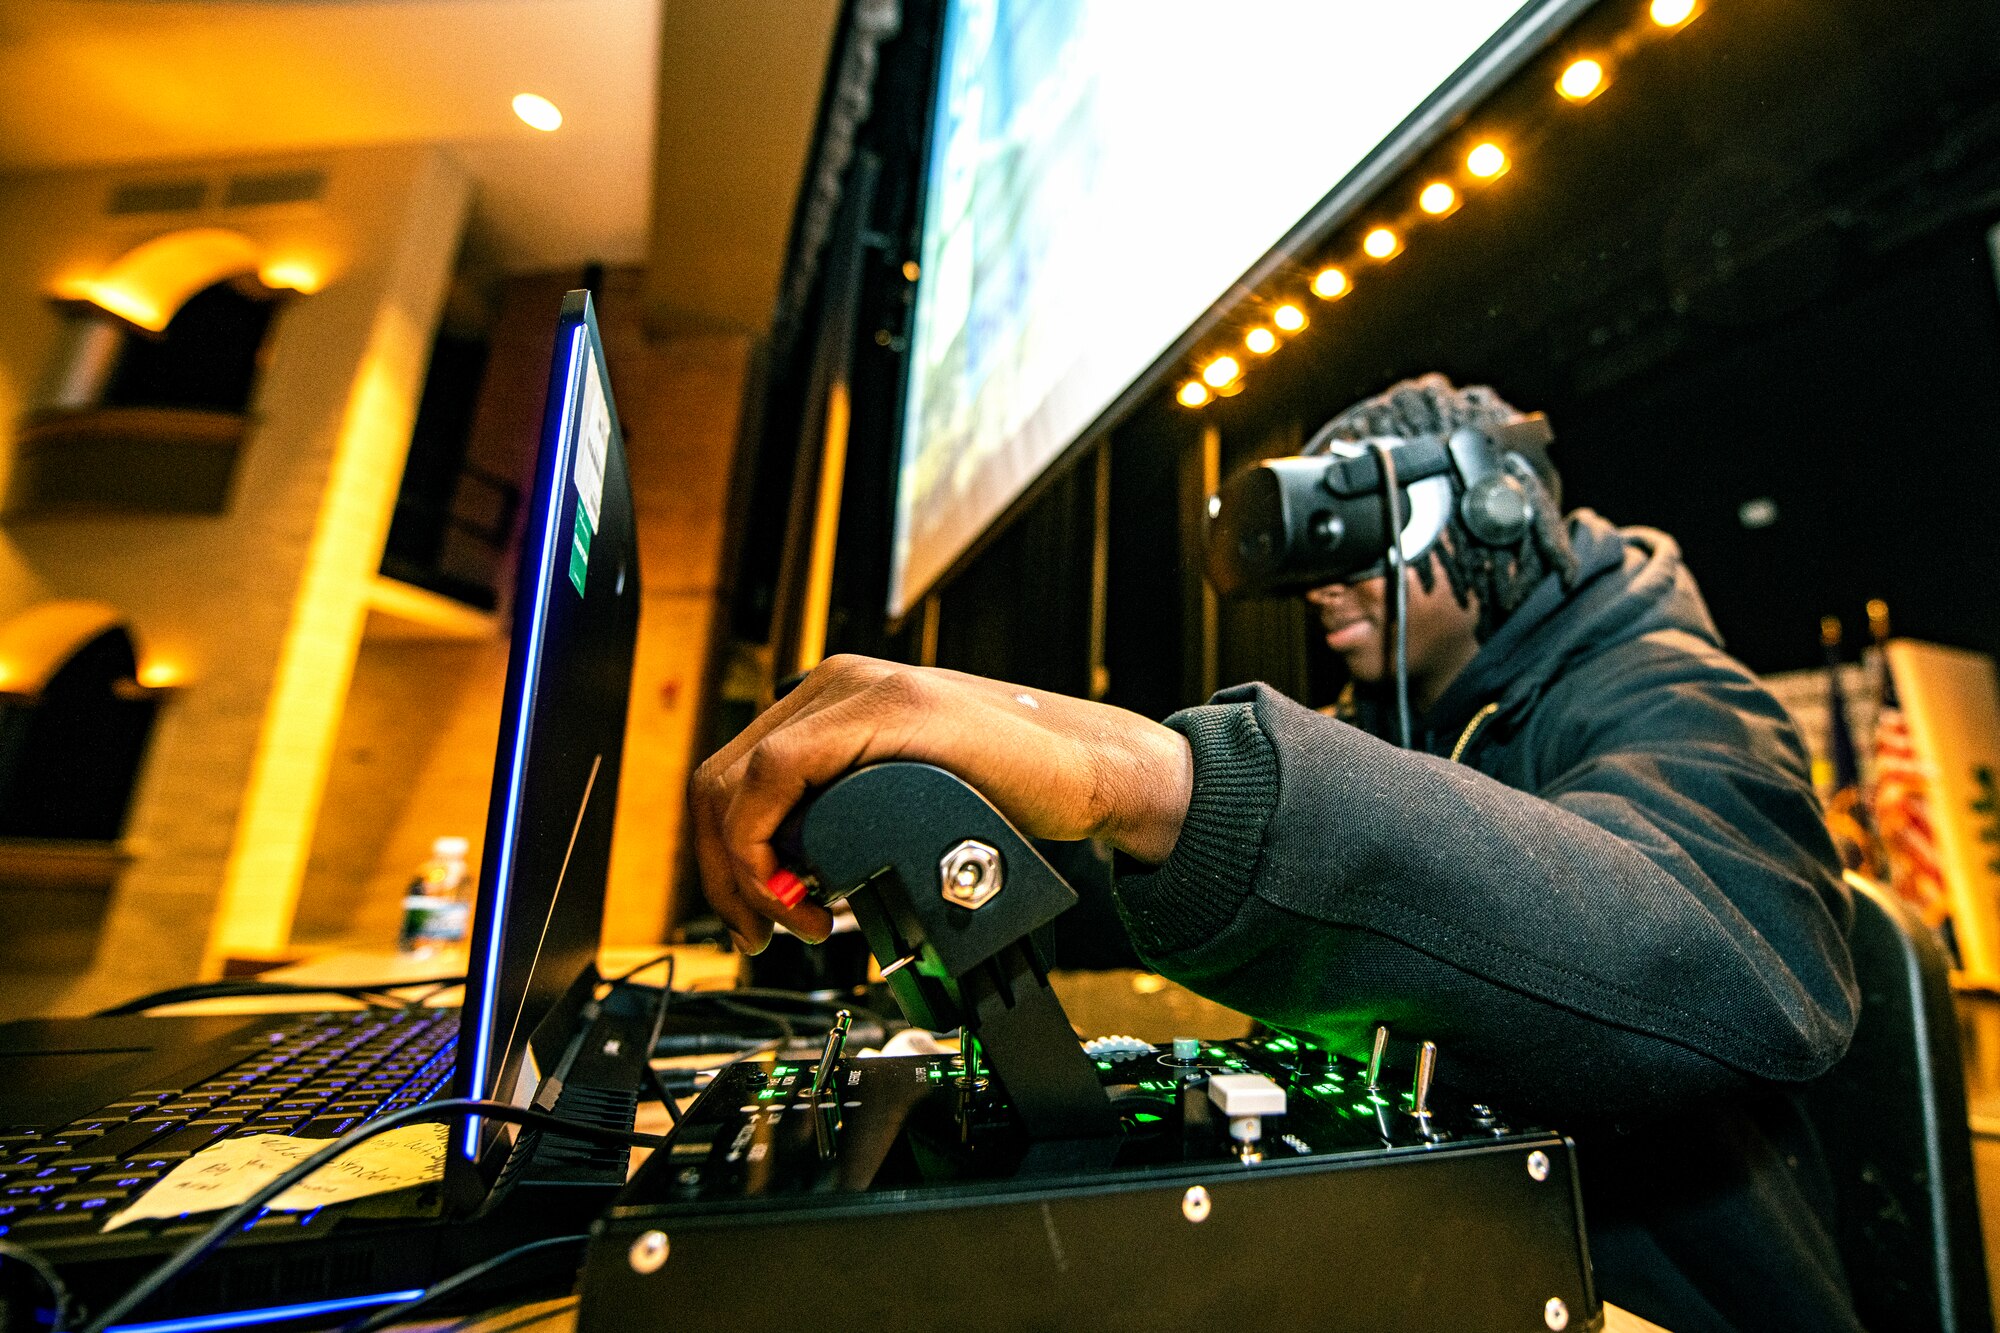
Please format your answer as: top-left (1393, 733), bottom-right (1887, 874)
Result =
top-left (452, 290), bottom-right (640, 1167)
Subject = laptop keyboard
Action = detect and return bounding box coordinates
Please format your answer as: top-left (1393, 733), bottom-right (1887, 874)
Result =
top-left (0, 1008), bottom-right (458, 1242)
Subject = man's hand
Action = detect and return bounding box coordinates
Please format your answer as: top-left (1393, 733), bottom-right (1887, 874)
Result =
top-left (689, 655), bottom-right (1194, 955)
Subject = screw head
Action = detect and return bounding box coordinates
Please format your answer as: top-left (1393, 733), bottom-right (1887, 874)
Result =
top-left (1181, 1184), bottom-right (1212, 1223)
top-left (1527, 1149), bottom-right (1552, 1181)
top-left (628, 1229), bottom-right (671, 1274)
top-left (1544, 1296), bottom-right (1570, 1330)
top-left (939, 840), bottom-right (1003, 908)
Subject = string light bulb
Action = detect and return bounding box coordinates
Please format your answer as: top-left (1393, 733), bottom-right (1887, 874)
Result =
top-left (1202, 356), bottom-right (1242, 388)
top-left (1312, 267), bottom-right (1350, 300)
top-left (1273, 303), bottom-right (1306, 332)
top-left (1245, 327), bottom-right (1277, 355)
top-left (1466, 142), bottom-right (1509, 179)
top-left (1363, 228), bottom-right (1400, 260)
top-left (1178, 380), bottom-right (1211, 408)
top-left (1649, 0), bottom-right (1697, 27)
top-left (1558, 59), bottom-right (1606, 102)
top-left (1419, 182), bottom-right (1458, 215)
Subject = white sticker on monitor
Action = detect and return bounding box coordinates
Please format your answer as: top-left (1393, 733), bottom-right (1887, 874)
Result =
top-left (568, 348), bottom-right (610, 597)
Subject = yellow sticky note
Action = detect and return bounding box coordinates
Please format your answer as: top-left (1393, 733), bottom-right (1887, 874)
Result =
top-left (101, 1124), bottom-right (447, 1232)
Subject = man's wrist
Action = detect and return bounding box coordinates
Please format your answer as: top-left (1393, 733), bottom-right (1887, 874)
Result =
top-left (1101, 723), bottom-right (1193, 865)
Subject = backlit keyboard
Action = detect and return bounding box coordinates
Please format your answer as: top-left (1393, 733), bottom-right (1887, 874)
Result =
top-left (0, 1008), bottom-right (457, 1241)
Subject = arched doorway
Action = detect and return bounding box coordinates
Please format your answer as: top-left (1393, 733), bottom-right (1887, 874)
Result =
top-left (0, 602), bottom-right (167, 983)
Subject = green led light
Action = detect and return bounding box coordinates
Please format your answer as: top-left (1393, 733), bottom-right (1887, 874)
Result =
top-left (1133, 1112), bottom-right (1163, 1124)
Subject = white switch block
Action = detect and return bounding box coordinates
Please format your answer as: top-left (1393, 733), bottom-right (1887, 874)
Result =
top-left (1207, 1073), bottom-right (1286, 1118)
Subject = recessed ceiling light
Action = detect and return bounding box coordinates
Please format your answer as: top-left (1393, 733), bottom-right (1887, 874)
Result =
top-left (513, 93), bottom-right (564, 132)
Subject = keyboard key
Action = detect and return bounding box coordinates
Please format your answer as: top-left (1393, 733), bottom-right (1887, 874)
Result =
top-left (11, 1212), bottom-right (99, 1235)
top-left (272, 1094), bottom-right (334, 1109)
top-left (296, 1115), bottom-right (363, 1139)
top-left (143, 1123), bottom-right (237, 1160)
top-left (44, 1195), bottom-right (117, 1216)
top-left (55, 1120), bottom-right (176, 1166)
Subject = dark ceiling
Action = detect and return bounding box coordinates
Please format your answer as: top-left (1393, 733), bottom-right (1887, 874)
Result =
top-left (1181, 0), bottom-right (2000, 675)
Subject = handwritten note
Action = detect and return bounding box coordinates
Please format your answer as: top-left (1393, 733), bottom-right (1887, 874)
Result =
top-left (101, 1124), bottom-right (447, 1232)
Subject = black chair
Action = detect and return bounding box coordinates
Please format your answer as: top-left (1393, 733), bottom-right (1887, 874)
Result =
top-left (1803, 872), bottom-right (1994, 1332)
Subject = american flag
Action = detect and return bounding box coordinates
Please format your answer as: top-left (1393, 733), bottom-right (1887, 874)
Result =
top-left (1821, 623), bottom-right (1883, 878)
top-left (1873, 665), bottom-right (1951, 929)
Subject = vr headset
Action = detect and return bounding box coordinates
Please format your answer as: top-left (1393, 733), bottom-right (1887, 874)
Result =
top-left (1204, 414), bottom-right (1555, 598)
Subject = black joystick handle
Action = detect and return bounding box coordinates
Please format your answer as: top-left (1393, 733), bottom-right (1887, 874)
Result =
top-left (775, 763), bottom-right (1117, 1142)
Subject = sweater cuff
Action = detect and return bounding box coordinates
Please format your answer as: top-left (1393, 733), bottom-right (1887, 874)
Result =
top-left (1113, 701), bottom-right (1277, 959)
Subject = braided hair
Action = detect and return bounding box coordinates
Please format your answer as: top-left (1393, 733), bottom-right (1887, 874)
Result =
top-left (1306, 373), bottom-right (1578, 641)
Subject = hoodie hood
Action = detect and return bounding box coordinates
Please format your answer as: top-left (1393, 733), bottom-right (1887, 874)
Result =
top-left (1415, 509), bottom-right (1722, 750)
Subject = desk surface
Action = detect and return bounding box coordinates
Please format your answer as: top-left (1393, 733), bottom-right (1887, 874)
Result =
top-left (229, 949), bottom-right (1669, 1333)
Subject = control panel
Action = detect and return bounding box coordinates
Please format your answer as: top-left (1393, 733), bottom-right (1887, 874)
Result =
top-left (578, 763), bottom-right (1601, 1332)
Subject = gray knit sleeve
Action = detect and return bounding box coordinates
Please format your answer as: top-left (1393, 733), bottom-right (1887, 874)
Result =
top-left (1111, 699), bottom-right (1277, 957)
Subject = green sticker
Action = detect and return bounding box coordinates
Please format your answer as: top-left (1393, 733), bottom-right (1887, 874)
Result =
top-left (568, 503), bottom-right (593, 596)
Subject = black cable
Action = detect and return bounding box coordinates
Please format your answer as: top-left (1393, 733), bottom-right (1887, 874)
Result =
top-left (0, 1239), bottom-right (75, 1331)
top-left (1369, 441), bottom-right (1413, 748)
top-left (78, 1099), bottom-right (665, 1333)
top-left (711, 995), bottom-right (797, 1039)
top-left (404, 977), bottom-right (470, 1009)
top-left (337, 1232), bottom-right (588, 1333)
top-left (614, 955), bottom-right (683, 1126)
top-left (642, 1063), bottom-right (683, 1126)
top-left (603, 951), bottom-right (677, 988)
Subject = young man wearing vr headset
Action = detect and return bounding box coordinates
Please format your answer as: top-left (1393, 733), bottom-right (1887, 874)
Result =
top-left (691, 375), bottom-right (1860, 1333)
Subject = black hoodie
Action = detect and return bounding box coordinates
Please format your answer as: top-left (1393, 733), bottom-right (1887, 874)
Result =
top-left (1115, 510), bottom-right (1864, 1333)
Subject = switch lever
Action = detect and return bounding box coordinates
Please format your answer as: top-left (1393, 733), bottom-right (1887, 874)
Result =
top-left (1407, 1040), bottom-right (1440, 1140)
top-left (811, 1009), bottom-right (852, 1102)
top-left (1366, 1024), bottom-right (1389, 1090)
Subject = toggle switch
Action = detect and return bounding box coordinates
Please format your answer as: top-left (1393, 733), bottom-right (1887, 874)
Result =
top-left (1407, 1040), bottom-right (1440, 1141)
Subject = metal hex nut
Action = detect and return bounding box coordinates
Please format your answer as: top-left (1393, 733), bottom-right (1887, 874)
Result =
top-left (940, 840), bottom-right (1003, 908)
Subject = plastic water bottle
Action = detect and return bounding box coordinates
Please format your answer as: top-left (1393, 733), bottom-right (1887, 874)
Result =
top-left (398, 836), bottom-right (473, 955)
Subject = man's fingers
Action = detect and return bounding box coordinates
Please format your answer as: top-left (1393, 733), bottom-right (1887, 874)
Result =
top-left (717, 675), bottom-right (940, 922)
top-left (690, 757), bottom-right (771, 954)
top-left (685, 655), bottom-right (900, 952)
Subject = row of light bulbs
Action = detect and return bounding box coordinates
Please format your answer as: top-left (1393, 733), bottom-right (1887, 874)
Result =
top-left (1178, 0), bottom-right (1701, 410)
